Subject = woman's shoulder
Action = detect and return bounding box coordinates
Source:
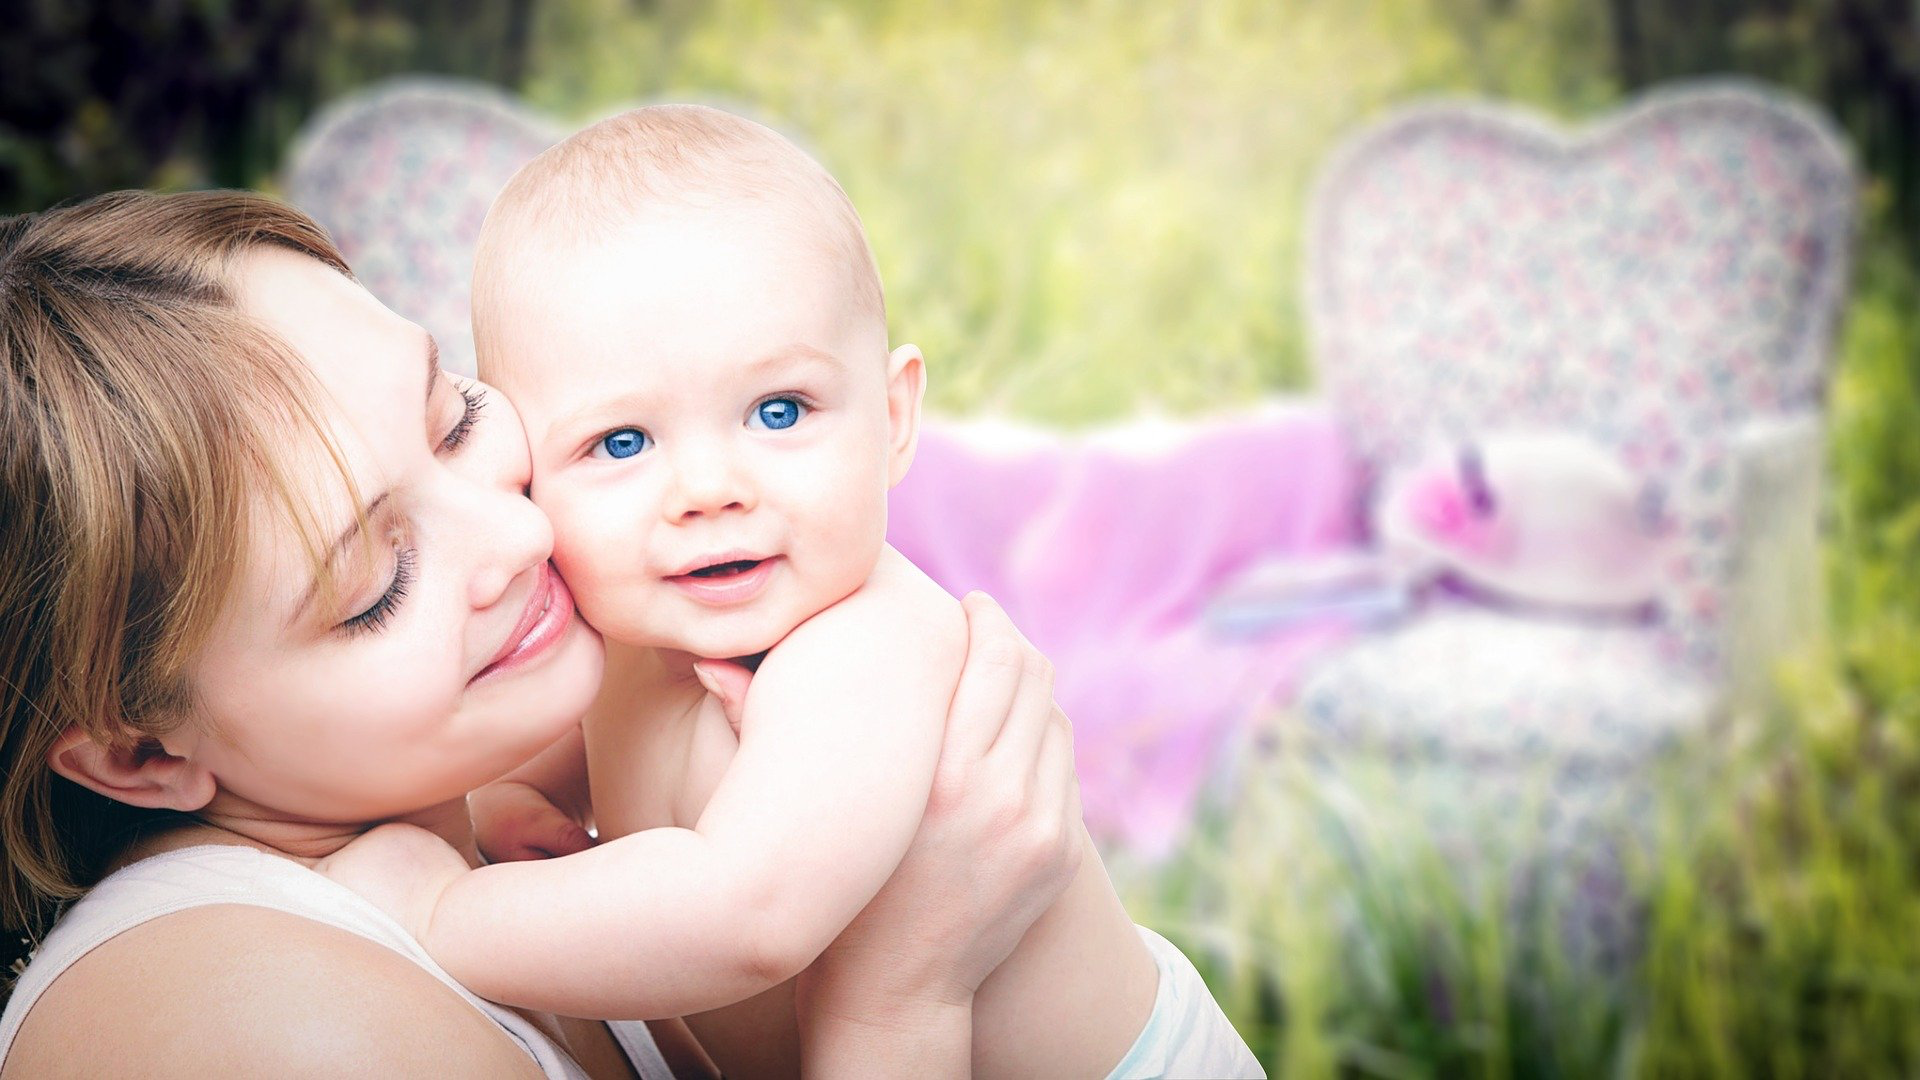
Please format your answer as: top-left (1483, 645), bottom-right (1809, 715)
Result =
top-left (5, 902), bottom-right (540, 1078)
top-left (1, 845), bottom-right (540, 1079)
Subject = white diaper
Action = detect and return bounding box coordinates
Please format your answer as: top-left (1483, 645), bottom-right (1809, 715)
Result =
top-left (1104, 926), bottom-right (1266, 1079)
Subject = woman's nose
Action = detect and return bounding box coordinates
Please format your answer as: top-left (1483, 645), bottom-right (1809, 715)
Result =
top-left (462, 412), bottom-right (554, 610)
top-left (467, 486), bottom-right (555, 610)
top-left (465, 479), bottom-right (556, 610)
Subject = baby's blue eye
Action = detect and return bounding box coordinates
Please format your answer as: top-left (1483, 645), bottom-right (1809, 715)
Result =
top-left (595, 428), bottom-right (650, 460)
top-left (751, 398), bottom-right (806, 431)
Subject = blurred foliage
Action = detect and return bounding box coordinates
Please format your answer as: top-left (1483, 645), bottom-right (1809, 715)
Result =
top-left (0, 0), bottom-right (535, 212)
top-left (1601, 0), bottom-right (1920, 258)
top-left (1629, 225), bottom-right (1920, 1079)
top-left (522, 0), bottom-right (1618, 420)
top-left (6, 1), bottom-right (1920, 1075)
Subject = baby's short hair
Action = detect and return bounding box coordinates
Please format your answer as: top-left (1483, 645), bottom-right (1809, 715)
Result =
top-left (475, 104), bottom-right (884, 355)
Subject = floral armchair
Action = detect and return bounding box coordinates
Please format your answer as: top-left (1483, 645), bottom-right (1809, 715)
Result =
top-left (1295, 81), bottom-right (1855, 853)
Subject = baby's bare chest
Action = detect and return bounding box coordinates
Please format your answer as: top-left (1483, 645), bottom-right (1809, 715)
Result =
top-left (586, 692), bottom-right (739, 836)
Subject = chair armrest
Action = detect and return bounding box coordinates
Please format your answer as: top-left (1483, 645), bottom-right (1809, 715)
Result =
top-left (1724, 412), bottom-right (1825, 712)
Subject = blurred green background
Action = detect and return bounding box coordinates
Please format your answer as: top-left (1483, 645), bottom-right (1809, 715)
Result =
top-left (6, 1), bottom-right (1919, 1075)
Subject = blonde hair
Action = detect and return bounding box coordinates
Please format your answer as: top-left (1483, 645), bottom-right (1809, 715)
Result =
top-left (0, 190), bottom-right (350, 970)
top-left (473, 104), bottom-right (884, 376)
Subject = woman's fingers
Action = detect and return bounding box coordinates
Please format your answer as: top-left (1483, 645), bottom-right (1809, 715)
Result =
top-left (1029, 707), bottom-right (1085, 885)
top-left (982, 614), bottom-right (1054, 767)
top-left (944, 592), bottom-right (1027, 763)
top-left (1032, 707), bottom-right (1079, 820)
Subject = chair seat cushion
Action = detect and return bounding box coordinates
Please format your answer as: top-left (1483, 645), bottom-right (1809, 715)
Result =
top-left (1297, 606), bottom-right (1716, 768)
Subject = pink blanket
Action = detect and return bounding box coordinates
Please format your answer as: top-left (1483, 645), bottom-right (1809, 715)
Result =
top-left (888, 405), bottom-right (1362, 856)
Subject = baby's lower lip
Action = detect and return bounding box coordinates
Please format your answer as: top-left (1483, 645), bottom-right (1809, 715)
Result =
top-left (666, 557), bottom-right (779, 606)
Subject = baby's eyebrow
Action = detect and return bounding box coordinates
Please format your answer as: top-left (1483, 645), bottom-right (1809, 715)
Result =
top-left (746, 342), bottom-right (843, 376)
top-left (546, 388), bottom-right (641, 448)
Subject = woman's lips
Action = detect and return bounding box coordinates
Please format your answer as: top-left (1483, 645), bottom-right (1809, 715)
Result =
top-left (666, 555), bottom-right (779, 606)
top-left (471, 563), bottom-right (574, 685)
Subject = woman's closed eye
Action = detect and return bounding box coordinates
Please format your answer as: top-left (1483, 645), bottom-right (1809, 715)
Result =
top-left (591, 428), bottom-right (651, 460)
top-left (342, 545), bottom-right (418, 637)
top-left (749, 396), bottom-right (809, 431)
top-left (438, 382), bottom-right (489, 453)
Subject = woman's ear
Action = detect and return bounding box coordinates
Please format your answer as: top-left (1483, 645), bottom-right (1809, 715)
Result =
top-left (884, 343), bottom-right (926, 488)
top-left (47, 727), bottom-right (217, 812)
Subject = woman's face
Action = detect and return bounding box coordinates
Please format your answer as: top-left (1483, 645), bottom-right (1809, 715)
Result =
top-left (173, 248), bottom-right (604, 824)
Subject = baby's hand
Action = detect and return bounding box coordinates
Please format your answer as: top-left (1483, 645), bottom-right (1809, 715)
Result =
top-left (471, 779), bottom-right (595, 863)
top-left (319, 823), bottom-right (470, 940)
top-left (692, 659), bottom-right (754, 737)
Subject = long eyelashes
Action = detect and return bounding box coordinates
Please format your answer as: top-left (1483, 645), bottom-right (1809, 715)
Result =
top-left (342, 546), bottom-right (418, 637)
top-left (440, 383), bottom-right (489, 452)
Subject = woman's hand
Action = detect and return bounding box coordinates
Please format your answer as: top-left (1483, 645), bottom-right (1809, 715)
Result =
top-left (791, 592), bottom-right (1084, 1074)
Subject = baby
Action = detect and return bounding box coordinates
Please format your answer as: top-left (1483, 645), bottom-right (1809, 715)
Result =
top-left (339, 105), bottom-right (1260, 1079)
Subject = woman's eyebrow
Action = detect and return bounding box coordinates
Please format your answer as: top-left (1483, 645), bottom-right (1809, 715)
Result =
top-left (285, 490), bottom-right (394, 630)
top-left (423, 334), bottom-right (441, 407)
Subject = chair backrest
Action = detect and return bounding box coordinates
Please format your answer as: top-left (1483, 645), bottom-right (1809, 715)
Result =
top-left (284, 77), bottom-right (560, 377)
top-left (1306, 80), bottom-right (1854, 672)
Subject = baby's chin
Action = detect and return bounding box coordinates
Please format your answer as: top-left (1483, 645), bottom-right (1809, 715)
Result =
top-left (610, 616), bottom-right (794, 664)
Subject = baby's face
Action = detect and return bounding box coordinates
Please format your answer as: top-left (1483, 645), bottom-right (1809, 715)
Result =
top-left (481, 205), bottom-right (920, 659)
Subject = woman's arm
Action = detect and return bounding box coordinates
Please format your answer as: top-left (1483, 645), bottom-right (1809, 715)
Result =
top-left (796, 592), bottom-right (1085, 1077)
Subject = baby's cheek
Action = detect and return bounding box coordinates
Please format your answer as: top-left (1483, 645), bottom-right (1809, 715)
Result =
top-left (537, 491), bottom-right (609, 591)
top-left (812, 484), bottom-right (890, 593)
top-left (544, 515), bottom-right (657, 644)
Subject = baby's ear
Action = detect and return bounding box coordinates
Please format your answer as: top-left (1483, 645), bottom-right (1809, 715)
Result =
top-left (883, 343), bottom-right (926, 487)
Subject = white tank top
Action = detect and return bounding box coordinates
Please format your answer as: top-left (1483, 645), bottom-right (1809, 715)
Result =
top-left (0, 844), bottom-right (671, 1079)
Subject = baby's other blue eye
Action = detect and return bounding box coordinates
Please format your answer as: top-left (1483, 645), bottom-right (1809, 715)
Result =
top-left (595, 428), bottom-right (651, 460)
top-left (751, 398), bottom-right (807, 431)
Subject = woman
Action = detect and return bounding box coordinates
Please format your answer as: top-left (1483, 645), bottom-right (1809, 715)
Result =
top-left (0, 190), bottom-right (1083, 1077)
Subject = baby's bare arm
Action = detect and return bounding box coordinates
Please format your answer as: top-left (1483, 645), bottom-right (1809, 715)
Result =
top-left (686, 546), bottom-right (964, 963)
top-left (340, 548), bottom-right (965, 1020)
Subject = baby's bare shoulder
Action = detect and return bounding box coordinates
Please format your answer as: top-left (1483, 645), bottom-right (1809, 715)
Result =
top-left (316, 823), bottom-right (469, 938)
top-left (767, 547), bottom-right (964, 673)
top-left (798, 546), bottom-right (961, 642)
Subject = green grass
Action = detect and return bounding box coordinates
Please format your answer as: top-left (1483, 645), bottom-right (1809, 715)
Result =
top-left (515, 2), bottom-right (1920, 1074)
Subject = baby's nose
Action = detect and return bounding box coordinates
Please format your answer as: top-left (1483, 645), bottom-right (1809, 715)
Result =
top-left (664, 450), bottom-right (755, 520)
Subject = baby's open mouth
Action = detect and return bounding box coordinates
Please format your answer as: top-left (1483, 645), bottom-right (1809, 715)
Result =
top-left (666, 555), bottom-right (779, 605)
top-left (685, 559), bottom-right (764, 579)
